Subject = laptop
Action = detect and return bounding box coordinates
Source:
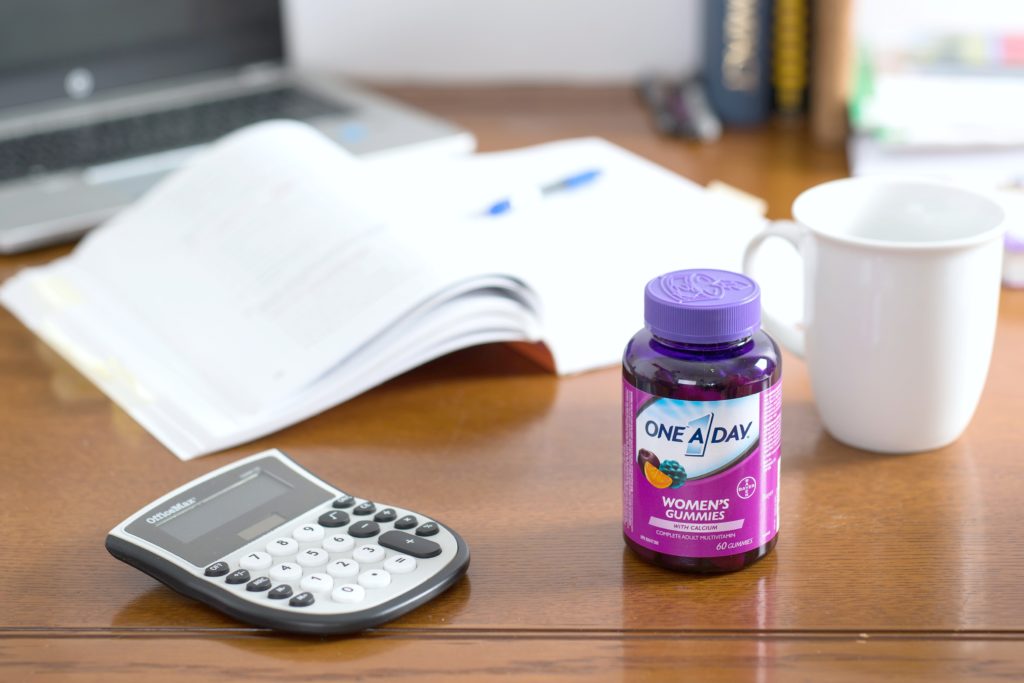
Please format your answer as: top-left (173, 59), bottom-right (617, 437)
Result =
top-left (0, 0), bottom-right (475, 253)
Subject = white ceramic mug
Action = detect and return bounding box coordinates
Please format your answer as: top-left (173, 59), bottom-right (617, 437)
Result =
top-left (743, 178), bottom-right (1005, 453)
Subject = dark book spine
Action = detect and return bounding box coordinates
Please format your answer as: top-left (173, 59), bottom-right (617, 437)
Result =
top-left (703, 0), bottom-right (774, 125)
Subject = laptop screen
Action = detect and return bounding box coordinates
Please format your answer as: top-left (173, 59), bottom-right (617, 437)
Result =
top-left (0, 0), bottom-right (282, 110)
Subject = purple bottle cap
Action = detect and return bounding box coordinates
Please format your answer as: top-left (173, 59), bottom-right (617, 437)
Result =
top-left (644, 269), bottom-right (761, 344)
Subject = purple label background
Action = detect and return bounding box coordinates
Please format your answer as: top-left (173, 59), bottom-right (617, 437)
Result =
top-left (622, 379), bottom-right (781, 558)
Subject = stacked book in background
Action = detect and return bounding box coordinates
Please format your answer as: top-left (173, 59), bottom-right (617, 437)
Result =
top-left (703, 0), bottom-right (813, 124)
top-left (651, 0), bottom-right (853, 145)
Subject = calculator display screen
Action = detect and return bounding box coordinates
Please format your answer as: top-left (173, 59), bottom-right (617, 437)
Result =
top-left (160, 471), bottom-right (290, 544)
top-left (125, 455), bottom-right (334, 566)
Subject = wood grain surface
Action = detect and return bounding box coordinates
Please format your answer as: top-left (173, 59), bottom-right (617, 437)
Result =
top-left (1, 86), bottom-right (1022, 681)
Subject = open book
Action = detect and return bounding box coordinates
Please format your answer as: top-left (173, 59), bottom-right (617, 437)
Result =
top-left (1, 121), bottom-right (765, 459)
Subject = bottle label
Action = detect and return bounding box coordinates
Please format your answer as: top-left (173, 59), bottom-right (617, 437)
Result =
top-left (622, 378), bottom-right (781, 558)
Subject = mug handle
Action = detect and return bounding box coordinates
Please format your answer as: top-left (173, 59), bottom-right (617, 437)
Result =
top-left (742, 220), bottom-right (805, 358)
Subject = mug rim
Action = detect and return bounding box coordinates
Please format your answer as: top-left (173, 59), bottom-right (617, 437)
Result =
top-left (791, 177), bottom-right (1007, 251)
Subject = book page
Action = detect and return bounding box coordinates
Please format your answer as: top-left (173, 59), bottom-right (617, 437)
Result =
top-left (62, 121), bottom-right (493, 411)
top-left (488, 139), bottom-right (768, 374)
top-left (359, 138), bottom-right (769, 374)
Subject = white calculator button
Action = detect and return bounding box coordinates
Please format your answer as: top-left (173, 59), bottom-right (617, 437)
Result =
top-left (353, 544), bottom-right (386, 564)
top-left (384, 554), bottom-right (417, 574)
top-left (238, 551), bottom-right (272, 571)
top-left (269, 563), bottom-right (302, 583)
top-left (266, 537), bottom-right (298, 557)
top-left (326, 559), bottom-right (359, 579)
top-left (292, 523), bottom-right (325, 542)
top-left (358, 569), bottom-right (392, 589)
top-left (296, 547), bottom-right (329, 568)
top-left (323, 534), bottom-right (354, 553)
top-left (300, 572), bottom-right (334, 593)
top-left (332, 584), bottom-right (365, 604)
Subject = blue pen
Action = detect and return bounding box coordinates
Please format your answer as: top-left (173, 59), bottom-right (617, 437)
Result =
top-left (484, 168), bottom-right (602, 216)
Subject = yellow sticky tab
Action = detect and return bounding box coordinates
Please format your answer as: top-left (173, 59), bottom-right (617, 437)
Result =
top-left (706, 181), bottom-right (769, 217)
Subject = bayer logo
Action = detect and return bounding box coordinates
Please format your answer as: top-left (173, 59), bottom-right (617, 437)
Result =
top-left (736, 476), bottom-right (756, 499)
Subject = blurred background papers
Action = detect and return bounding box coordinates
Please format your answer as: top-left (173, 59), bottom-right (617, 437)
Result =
top-left (848, 0), bottom-right (1024, 286)
top-left (849, 0), bottom-right (1024, 186)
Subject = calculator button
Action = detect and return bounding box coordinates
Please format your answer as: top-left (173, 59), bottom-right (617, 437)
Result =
top-left (416, 522), bottom-right (439, 537)
top-left (323, 534), bottom-right (354, 553)
top-left (204, 562), bottom-right (230, 577)
top-left (358, 569), bottom-right (391, 589)
top-left (266, 537), bottom-right (298, 557)
top-left (353, 501), bottom-right (376, 516)
top-left (292, 524), bottom-right (325, 542)
top-left (318, 510), bottom-right (350, 528)
top-left (225, 569), bottom-right (250, 584)
top-left (327, 558), bottom-right (360, 579)
top-left (373, 508), bottom-right (397, 523)
top-left (268, 584), bottom-right (293, 600)
top-left (289, 592), bottom-right (315, 607)
top-left (353, 544), bottom-right (386, 563)
top-left (332, 495), bottom-right (356, 509)
top-left (379, 530), bottom-right (443, 559)
top-left (349, 520), bottom-right (380, 538)
top-left (394, 515), bottom-right (418, 530)
top-left (300, 573), bottom-right (334, 593)
top-left (238, 551), bottom-right (272, 571)
top-left (270, 563), bottom-right (302, 582)
top-left (296, 547), bottom-right (329, 568)
top-left (246, 576), bottom-right (272, 592)
top-left (331, 584), bottom-right (365, 604)
top-left (384, 554), bottom-right (417, 574)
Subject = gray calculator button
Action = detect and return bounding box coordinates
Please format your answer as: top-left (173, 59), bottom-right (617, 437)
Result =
top-left (349, 520), bottom-right (380, 538)
top-left (394, 515), bottom-right (418, 530)
top-left (373, 508), bottom-right (397, 523)
top-left (246, 576), bottom-right (272, 592)
top-left (268, 584), bottom-right (293, 600)
top-left (332, 495), bottom-right (355, 509)
top-left (416, 522), bottom-right (439, 537)
top-left (204, 562), bottom-right (229, 577)
top-left (379, 530), bottom-right (442, 559)
top-left (225, 569), bottom-right (250, 584)
top-left (353, 501), bottom-right (376, 516)
top-left (318, 510), bottom-right (350, 528)
top-left (289, 592), bottom-right (315, 607)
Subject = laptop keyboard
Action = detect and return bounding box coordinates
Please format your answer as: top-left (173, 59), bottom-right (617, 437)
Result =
top-left (0, 87), bottom-right (346, 183)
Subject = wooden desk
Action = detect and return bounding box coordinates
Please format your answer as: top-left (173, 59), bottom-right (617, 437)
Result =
top-left (2, 87), bottom-right (1023, 682)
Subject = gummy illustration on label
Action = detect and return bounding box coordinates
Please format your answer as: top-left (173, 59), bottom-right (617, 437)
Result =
top-left (623, 380), bottom-right (781, 558)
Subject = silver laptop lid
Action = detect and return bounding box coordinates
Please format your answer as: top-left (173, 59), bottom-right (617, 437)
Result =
top-left (0, 0), bottom-right (283, 111)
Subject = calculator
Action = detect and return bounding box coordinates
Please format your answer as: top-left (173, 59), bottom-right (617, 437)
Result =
top-left (105, 449), bottom-right (470, 634)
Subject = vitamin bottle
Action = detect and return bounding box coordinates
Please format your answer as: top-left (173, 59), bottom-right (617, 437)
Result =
top-left (622, 269), bottom-right (782, 572)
